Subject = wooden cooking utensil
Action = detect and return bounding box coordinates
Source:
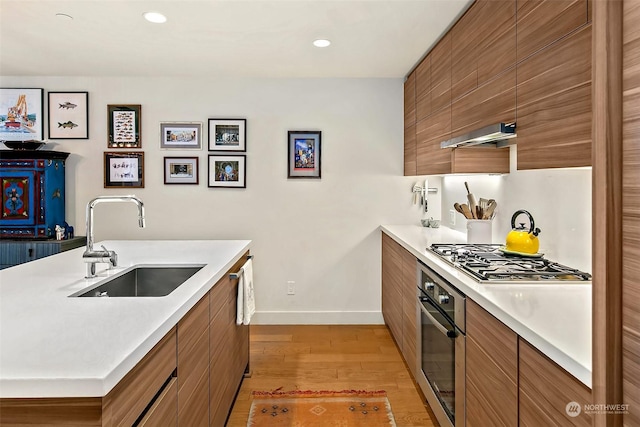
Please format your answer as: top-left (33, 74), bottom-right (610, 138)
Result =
top-left (454, 202), bottom-right (464, 215)
top-left (461, 203), bottom-right (474, 219)
top-left (483, 200), bottom-right (497, 219)
top-left (465, 182), bottom-right (477, 219)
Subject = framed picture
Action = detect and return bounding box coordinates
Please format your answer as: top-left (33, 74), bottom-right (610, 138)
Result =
top-left (160, 122), bottom-right (202, 149)
top-left (164, 157), bottom-right (199, 185)
top-left (208, 155), bottom-right (246, 188)
top-left (104, 152), bottom-right (144, 188)
top-left (107, 104), bottom-right (141, 148)
top-left (0, 88), bottom-right (44, 141)
top-left (288, 130), bottom-right (321, 178)
top-left (208, 118), bottom-right (246, 151)
top-left (48, 91), bottom-right (89, 139)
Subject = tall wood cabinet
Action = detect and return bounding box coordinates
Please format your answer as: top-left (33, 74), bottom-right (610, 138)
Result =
top-left (381, 233), bottom-right (417, 377)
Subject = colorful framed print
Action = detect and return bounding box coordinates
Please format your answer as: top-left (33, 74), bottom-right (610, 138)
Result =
top-left (0, 88), bottom-right (44, 141)
top-left (104, 152), bottom-right (144, 188)
top-left (160, 122), bottom-right (202, 149)
top-left (48, 91), bottom-right (89, 139)
top-left (107, 104), bottom-right (141, 148)
top-left (164, 157), bottom-right (199, 185)
top-left (208, 118), bottom-right (246, 151)
top-left (208, 155), bottom-right (246, 188)
top-left (288, 130), bottom-right (321, 178)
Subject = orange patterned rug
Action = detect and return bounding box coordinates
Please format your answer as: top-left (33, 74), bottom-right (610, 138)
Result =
top-left (247, 389), bottom-right (397, 426)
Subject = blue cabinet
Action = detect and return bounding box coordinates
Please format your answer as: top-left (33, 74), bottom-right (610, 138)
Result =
top-left (0, 151), bottom-right (69, 238)
top-left (0, 236), bottom-right (86, 269)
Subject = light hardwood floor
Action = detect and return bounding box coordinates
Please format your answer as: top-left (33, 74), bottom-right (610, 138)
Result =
top-left (227, 324), bottom-right (437, 427)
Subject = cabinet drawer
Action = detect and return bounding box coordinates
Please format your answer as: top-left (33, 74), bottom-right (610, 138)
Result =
top-left (102, 328), bottom-right (177, 427)
top-left (138, 377), bottom-right (177, 427)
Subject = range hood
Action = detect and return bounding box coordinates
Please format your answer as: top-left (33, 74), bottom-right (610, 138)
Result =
top-left (440, 122), bottom-right (516, 149)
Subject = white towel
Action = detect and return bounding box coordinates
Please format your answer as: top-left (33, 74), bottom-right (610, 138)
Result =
top-left (236, 259), bottom-right (255, 325)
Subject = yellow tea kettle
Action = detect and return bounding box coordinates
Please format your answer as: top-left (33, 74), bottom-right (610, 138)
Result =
top-left (505, 210), bottom-right (541, 254)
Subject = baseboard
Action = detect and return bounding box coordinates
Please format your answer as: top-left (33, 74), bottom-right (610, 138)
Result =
top-left (251, 311), bottom-right (384, 325)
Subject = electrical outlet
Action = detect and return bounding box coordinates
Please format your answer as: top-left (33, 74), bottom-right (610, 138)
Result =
top-left (449, 209), bottom-right (456, 226)
top-left (287, 281), bottom-right (295, 295)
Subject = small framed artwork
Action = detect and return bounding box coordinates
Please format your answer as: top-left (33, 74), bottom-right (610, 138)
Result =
top-left (0, 88), bottom-right (44, 141)
top-left (208, 118), bottom-right (246, 151)
top-left (107, 104), bottom-right (141, 148)
top-left (104, 152), bottom-right (144, 188)
top-left (160, 122), bottom-right (202, 149)
top-left (288, 130), bottom-right (321, 178)
top-left (48, 91), bottom-right (89, 139)
top-left (164, 157), bottom-right (199, 185)
top-left (208, 155), bottom-right (246, 188)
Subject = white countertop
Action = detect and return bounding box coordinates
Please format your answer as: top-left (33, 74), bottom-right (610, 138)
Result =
top-left (0, 239), bottom-right (251, 398)
top-left (380, 225), bottom-right (592, 388)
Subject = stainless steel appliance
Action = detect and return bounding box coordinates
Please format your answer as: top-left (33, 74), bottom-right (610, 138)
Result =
top-left (416, 260), bottom-right (465, 427)
top-left (429, 243), bottom-right (591, 282)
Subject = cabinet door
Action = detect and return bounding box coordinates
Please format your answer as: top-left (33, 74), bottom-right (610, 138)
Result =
top-left (516, 24), bottom-right (591, 169)
top-left (177, 295), bottom-right (209, 427)
top-left (430, 33), bottom-right (452, 113)
top-left (401, 249), bottom-right (417, 377)
top-left (519, 339), bottom-right (592, 426)
top-left (404, 71), bottom-right (417, 176)
top-left (517, 0), bottom-right (588, 62)
top-left (451, 2), bottom-right (479, 101)
top-left (451, 67), bottom-right (516, 138)
top-left (416, 107), bottom-right (452, 175)
top-left (415, 56), bottom-right (431, 122)
top-left (466, 300), bottom-right (518, 427)
top-left (382, 233), bottom-right (403, 347)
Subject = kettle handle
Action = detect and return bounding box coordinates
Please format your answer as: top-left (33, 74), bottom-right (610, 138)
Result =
top-left (511, 210), bottom-right (535, 233)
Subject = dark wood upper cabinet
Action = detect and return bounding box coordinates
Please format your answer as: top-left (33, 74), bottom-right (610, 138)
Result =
top-left (430, 33), bottom-right (452, 113)
top-left (404, 71), bottom-right (416, 129)
top-left (416, 107), bottom-right (452, 175)
top-left (516, 0), bottom-right (588, 62)
top-left (451, 3), bottom-right (480, 101)
top-left (516, 24), bottom-right (592, 170)
top-left (415, 56), bottom-right (431, 122)
top-left (404, 124), bottom-right (417, 176)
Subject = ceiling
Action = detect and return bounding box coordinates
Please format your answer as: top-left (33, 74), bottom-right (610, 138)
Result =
top-left (0, 0), bottom-right (472, 79)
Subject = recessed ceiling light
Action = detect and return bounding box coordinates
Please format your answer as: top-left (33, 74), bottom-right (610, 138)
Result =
top-left (313, 39), bottom-right (331, 48)
top-left (55, 13), bottom-right (73, 20)
top-left (143, 12), bottom-right (167, 24)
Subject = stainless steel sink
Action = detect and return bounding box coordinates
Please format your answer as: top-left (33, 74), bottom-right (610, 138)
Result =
top-left (71, 265), bottom-right (205, 297)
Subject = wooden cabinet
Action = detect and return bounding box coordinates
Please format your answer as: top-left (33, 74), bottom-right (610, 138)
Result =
top-left (382, 233), bottom-right (403, 343)
top-left (516, 0), bottom-right (588, 62)
top-left (516, 24), bottom-right (592, 169)
top-left (381, 233), bottom-right (417, 377)
top-left (430, 33), bottom-right (452, 113)
top-left (451, 0), bottom-right (516, 101)
top-left (0, 236), bottom-right (86, 270)
top-left (519, 339), bottom-right (592, 426)
top-left (177, 295), bottom-right (210, 426)
top-left (415, 56), bottom-right (431, 122)
top-left (102, 329), bottom-right (178, 426)
top-left (416, 107), bottom-right (452, 175)
top-left (210, 254), bottom-right (250, 427)
top-left (404, 71), bottom-right (417, 176)
top-left (139, 378), bottom-right (178, 427)
top-left (465, 300), bottom-right (518, 427)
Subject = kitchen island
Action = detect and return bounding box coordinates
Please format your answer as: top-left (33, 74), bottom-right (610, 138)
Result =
top-left (0, 239), bottom-right (251, 425)
top-left (380, 224), bottom-right (591, 387)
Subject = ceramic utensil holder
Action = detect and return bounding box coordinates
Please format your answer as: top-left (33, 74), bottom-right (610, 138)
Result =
top-left (467, 219), bottom-right (492, 243)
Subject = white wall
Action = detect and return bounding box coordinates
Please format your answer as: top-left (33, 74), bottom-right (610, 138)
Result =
top-left (440, 146), bottom-right (592, 273)
top-left (1, 76), bottom-right (429, 324)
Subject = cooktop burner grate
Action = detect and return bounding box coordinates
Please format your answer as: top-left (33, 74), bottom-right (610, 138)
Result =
top-left (429, 243), bottom-right (591, 282)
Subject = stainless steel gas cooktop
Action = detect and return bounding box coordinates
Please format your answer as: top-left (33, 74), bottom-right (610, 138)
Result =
top-left (429, 243), bottom-right (592, 283)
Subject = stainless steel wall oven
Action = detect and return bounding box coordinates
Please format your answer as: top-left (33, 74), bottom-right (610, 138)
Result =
top-left (416, 260), bottom-right (466, 427)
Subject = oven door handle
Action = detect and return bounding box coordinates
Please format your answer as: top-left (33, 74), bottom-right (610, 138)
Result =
top-left (419, 298), bottom-right (458, 339)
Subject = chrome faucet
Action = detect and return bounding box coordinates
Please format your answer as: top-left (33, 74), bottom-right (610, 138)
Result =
top-left (83, 195), bottom-right (145, 278)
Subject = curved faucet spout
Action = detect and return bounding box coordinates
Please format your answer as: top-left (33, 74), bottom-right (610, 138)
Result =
top-left (83, 195), bottom-right (145, 278)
